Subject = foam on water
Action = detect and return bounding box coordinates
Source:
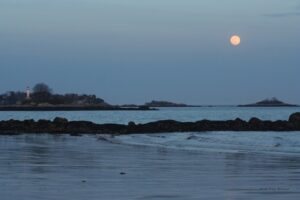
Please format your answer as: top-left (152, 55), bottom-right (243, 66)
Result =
top-left (2, 107), bottom-right (300, 156)
top-left (1, 108), bottom-right (300, 199)
top-left (106, 132), bottom-right (300, 155)
top-left (2, 134), bottom-right (300, 200)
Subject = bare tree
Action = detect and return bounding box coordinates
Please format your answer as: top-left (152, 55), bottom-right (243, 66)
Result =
top-left (31, 83), bottom-right (53, 104)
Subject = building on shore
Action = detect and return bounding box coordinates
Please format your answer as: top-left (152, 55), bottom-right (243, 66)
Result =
top-left (26, 87), bottom-right (31, 99)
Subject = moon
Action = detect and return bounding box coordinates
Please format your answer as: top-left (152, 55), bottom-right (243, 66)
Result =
top-left (230, 35), bottom-right (241, 46)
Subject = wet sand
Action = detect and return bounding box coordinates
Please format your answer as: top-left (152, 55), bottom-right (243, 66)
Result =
top-left (1, 134), bottom-right (300, 200)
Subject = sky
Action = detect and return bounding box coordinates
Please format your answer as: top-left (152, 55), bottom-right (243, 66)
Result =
top-left (0, 0), bottom-right (299, 105)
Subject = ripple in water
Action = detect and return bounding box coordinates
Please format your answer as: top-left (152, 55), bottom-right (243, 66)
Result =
top-left (107, 132), bottom-right (300, 155)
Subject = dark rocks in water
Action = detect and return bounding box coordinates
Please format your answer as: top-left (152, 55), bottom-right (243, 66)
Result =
top-left (53, 117), bottom-right (68, 124)
top-left (274, 143), bottom-right (281, 147)
top-left (232, 118), bottom-right (248, 131)
top-left (289, 112), bottom-right (300, 124)
top-left (70, 133), bottom-right (82, 137)
top-left (249, 117), bottom-right (261, 124)
top-left (1, 113), bottom-right (300, 134)
top-left (289, 112), bottom-right (300, 129)
top-left (187, 135), bottom-right (198, 140)
top-left (128, 121), bottom-right (136, 126)
top-left (249, 117), bottom-right (263, 130)
top-left (37, 119), bottom-right (51, 125)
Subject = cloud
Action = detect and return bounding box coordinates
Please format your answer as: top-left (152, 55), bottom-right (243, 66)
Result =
top-left (263, 12), bottom-right (300, 18)
top-left (263, 2), bottom-right (300, 18)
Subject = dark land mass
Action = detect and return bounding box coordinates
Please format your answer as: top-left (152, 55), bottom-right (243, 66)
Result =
top-left (144, 100), bottom-right (201, 107)
top-left (239, 98), bottom-right (298, 107)
top-left (144, 100), bottom-right (188, 107)
top-left (0, 105), bottom-right (154, 111)
top-left (1, 113), bottom-right (300, 135)
top-left (0, 83), bottom-right (154, 111)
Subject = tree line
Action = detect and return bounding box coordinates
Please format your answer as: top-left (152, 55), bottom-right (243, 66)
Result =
top-left (0, 83), bottom-right (107, 106)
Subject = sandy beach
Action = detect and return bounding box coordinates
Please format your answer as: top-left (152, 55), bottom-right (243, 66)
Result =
top-left (1, 134), bottom-right (300, 200)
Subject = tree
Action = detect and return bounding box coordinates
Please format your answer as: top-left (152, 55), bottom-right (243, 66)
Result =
top-left (31, 83), bottom-right (53, 104)
top-left (33, 83), bottom-right (52, 94)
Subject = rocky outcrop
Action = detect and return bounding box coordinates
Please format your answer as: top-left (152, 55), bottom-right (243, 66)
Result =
top-left (289, 112), bottom-right (300, 123)
top-left (239, 98), bottom-right (298, 107)
top-left (289, 112), bottom-right (300, 129)
top-left (144, 100), bottom-right (188, 107)
top-left (1, 113), bottom-right (300, 135)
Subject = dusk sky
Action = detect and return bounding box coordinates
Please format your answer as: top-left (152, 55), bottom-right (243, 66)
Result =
top-left (1, 0), bottom-right (299, 105)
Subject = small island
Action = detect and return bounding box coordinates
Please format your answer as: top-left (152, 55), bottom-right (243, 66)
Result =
top-left (0, 83), bottom-right (153, 111)
top-left (143, 100), bottom-right (201, 107)
top-left (120, 100), bottom-right (200, 108)
top-left (238, 97), bottom-right (298, 107)
top-left (144, 100), bottom-right (188, 107)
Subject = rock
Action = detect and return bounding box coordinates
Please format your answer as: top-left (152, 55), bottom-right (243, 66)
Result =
top-left (2, 112), bottom-right (300, 134)
top-left (187, 135), bottom-right (197, 140)
top-left (249, 117), bottom-right (261, 124)
top-left (274, 143), bottom-right (281, 147)
top-left (120, 172), bottom-right (126, 175)
top-left (53, 117), bottom-right (68, 124)
top-left (70, 133), bottom-right (82, 137)
top-left (249, 117), bottom-right (262, 129)
top-left (289, 112), bottom-right (300, 124)
top-left (38, 119), bottom-right (50, 123)
top-left (128, 121), bottom-right (136, 126)
top-left (272, 120), bottom-right (288, 131)
top-left (23, 119), bottom-right (35, 124)
top-left (232, 118), bottom-right (247, 130)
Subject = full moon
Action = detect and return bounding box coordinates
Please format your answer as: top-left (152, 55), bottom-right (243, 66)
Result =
top-left (230, 35), bottom-right (241, 46)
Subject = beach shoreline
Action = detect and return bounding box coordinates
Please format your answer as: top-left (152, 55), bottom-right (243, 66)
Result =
top-left (1, 134), bottom-right (299, 200)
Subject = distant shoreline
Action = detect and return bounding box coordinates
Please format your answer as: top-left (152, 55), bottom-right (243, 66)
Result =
top-left (238, 105), bottom-right (299, 107)
top-left (0, 105), bottom-right (299, 111)
top-left (0, 105), bottom-right (156, 111)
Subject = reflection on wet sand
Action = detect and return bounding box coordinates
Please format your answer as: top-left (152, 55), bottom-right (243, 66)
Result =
top-left (0, 134), bottom-right (300, 200)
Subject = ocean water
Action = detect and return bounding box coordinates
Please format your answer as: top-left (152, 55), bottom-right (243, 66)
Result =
top-left (0, 106), bottom-right (300, 124)
top-left (1, 107), bottom-right (300, 200)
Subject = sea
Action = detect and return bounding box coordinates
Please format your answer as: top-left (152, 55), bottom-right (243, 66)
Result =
top-left (1, 107), bottom-right (300, 200)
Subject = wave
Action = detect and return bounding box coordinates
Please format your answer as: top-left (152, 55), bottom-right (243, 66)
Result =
top-left (99, 132), bottom-right (300, 155)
